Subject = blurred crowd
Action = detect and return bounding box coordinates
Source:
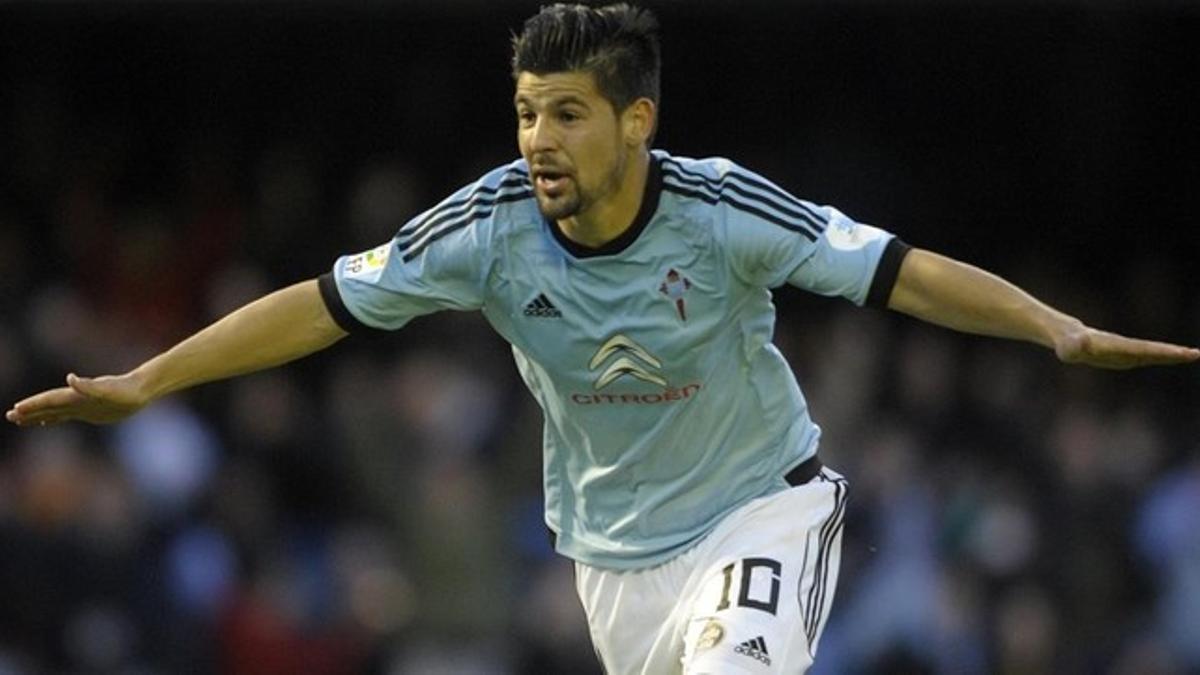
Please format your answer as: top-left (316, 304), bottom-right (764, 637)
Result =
top-left (2, 4), bottom-right (1198, 675)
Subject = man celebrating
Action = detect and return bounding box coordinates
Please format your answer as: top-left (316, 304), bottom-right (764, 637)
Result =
top-left (8, 4), bottom-right (1197, 673)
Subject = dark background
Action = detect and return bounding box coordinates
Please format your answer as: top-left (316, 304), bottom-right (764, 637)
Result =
top-left (1, 2), bottom-right (1198, 673)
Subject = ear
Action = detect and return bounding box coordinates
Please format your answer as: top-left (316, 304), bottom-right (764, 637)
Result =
top-left (622, 97), bottom-right (657, 148)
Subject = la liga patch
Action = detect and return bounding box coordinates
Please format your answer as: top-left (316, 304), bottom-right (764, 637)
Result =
top-left (344, 243), bottom-right (392, 281)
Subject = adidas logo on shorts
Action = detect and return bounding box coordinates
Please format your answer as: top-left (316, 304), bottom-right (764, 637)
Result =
top-left (523, 293), bottom-right (562, 318)
top-left (734, 636), bottom-right (771, 666)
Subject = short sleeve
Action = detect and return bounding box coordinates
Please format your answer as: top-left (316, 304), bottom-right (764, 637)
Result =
top-left (785, 207), bottom-right (906, 307)
top-left (716, 183), bottom-right (902, 308)
top-left (321, 215), bottom-right (487, 333)
top-left (714, 173), bottom-right (835, 290)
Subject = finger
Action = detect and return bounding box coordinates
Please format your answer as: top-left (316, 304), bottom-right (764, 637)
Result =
top-left (17, 400), bottom-right (98, 425)
top-left (68, 372), bottom-right (128, 401)
top-left (1134, 345), bottom-right (1200, 365)
top-left (7, 409), bottom-right (62, 427)
top-left (8, 405), bottom-right (58, 426)
top-left (1112, 335), bottom-right (1200, 360)
top-left (11, 387), bottom-right (88, 414)
top-left (1091, 338), bottom-right (1200, 369)
top-left (8, 390), bottom-right (90, 427)
top-left (67, 372), bottom-right (95, 395)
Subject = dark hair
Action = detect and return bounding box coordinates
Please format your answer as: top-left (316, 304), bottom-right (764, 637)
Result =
top-left (511, 3), bottom-right (661, 113)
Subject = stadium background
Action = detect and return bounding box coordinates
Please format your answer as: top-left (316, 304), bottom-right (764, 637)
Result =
top-left (1, 1), bottom-right (1198, 673)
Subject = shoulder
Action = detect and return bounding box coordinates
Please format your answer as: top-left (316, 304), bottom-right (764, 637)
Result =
top-left (656, 151), bottom-right (746, 182)
top-left (430, 158), bottom-right (535, 215)
top-left (396, 158), bottom-right (538, 262)
top-left (655, 151), bottom-right (782, 196)
top-left (653, 150), bottom-right (827, 243)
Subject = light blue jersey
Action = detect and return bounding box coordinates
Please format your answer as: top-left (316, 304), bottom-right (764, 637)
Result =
top-left (320, 150), bottom-right (906, 569)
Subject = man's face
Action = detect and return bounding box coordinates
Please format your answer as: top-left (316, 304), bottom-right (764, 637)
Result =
top-left (515, 70), bottom-right (629, 222)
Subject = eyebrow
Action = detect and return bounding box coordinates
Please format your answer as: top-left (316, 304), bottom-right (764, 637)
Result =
top-left (514, 94), bottom-right (591, 109)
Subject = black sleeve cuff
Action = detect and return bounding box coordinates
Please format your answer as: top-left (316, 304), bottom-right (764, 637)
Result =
top-left (864, 238), bottom-right (912, 309)
top-left (318, 272), bottom-right (373, 334)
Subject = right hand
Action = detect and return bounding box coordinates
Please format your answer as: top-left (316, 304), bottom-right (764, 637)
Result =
top-left (5, 372), bottom-right (150, 427)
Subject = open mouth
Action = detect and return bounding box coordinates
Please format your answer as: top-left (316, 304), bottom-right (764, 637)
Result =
top-left (534, 169), bottom-right (570, 194)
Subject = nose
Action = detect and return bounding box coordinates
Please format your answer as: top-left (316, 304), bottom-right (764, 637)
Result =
top-left (526, 116), bottom-right (559, 154)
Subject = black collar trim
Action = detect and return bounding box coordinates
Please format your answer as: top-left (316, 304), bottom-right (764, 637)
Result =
top-left (545, 156), bottom-right (663, 259)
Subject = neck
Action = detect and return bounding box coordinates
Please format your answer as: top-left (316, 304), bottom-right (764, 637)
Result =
top-left (557, 148), bottom-right (651, 248)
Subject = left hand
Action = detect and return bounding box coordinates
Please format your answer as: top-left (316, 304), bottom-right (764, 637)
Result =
top-left (1054, 325), bottom-right (1200, 369)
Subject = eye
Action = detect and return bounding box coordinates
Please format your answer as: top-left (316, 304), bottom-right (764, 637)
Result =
top-left (517, 110), bottom-right (537, 127)
top-left (559, 109), bottom-right (581, 123)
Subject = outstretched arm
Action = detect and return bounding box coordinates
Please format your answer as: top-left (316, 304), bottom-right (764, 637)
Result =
top-left (6, 279), bottom-right (347, 427)
top-left (887, 249), bottom-right (1200, 369)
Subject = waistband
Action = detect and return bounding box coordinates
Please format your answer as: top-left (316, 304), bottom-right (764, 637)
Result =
top-left (549, 455), bottom-right (824, 550)
top-left (784, 455), bottom-right (823, 487)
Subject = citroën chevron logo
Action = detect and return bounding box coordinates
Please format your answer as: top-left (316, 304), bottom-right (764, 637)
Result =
top-left (588, 334), bottom-right (667, 389)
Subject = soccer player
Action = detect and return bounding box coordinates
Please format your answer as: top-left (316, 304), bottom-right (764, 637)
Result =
top-left (7, 4), bottom-right (1198, 673)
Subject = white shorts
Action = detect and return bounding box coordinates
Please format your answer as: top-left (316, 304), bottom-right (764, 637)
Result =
top-left (575, 466), bottom-right (848, 674)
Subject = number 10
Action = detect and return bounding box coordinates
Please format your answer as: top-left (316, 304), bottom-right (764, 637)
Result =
top-left (716, 557), bottom-right (782, 615)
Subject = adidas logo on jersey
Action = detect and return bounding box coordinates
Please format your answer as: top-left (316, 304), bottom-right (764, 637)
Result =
top-left (734, 636), bottom-right (771, 666)
top-left (523, 293), bottom-right (561, 318)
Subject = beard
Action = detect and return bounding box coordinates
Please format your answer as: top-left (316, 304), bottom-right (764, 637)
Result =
top-left (532, 139), bottom-right (628, 220)
top-left (532, 143), bottom-right (627, 222)
top-left (534, 185), bottom-right (583, 220)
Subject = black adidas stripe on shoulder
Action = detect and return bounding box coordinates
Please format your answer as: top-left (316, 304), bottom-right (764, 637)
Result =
top-left (399, 190), bottom-right (533, 262)
top-left (397, 169), bottom-right (533, 262)
top-left (661, 157), bottom-right (828, 225)
top-left (660, 158), bottom-right (828, 233)
top-left (661, 180), bottom-right (819, 242)
top-left (399, 169), bottom-right (530, 240)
